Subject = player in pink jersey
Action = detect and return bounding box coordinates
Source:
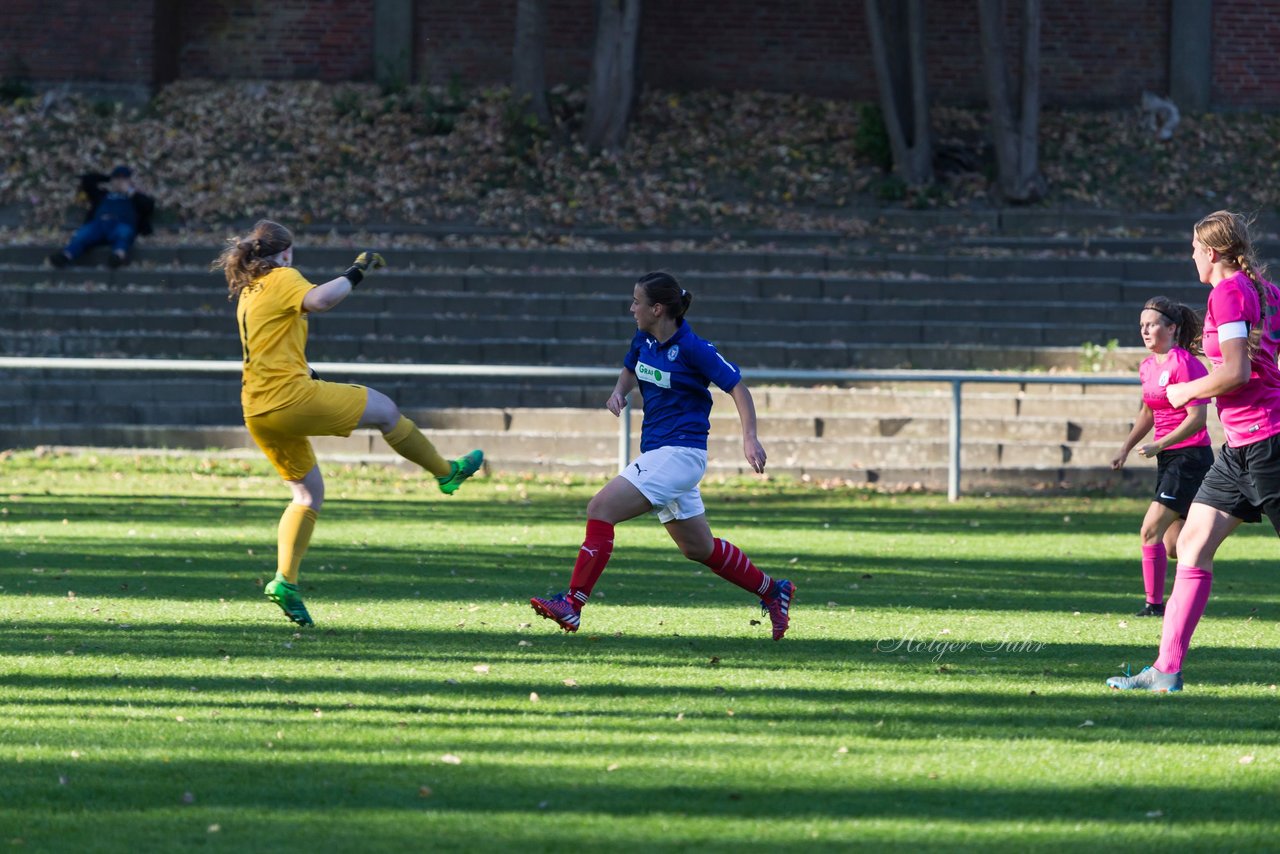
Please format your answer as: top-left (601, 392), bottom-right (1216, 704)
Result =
top-left (1110, 296), bottom-right (1213, 618)
top-left (1109, 211), bottom-right (1280, 692)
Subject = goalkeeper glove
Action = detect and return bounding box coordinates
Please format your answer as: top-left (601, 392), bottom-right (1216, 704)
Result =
top-left (343, 251), bottom-right (386, 286)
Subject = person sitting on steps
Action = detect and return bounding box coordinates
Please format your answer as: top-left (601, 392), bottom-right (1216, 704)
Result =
top-left (48, 165), bottom-right (155, 269)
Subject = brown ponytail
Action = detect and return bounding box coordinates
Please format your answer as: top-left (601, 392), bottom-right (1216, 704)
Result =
top-left (1143, 295), bottom-right (1202, 354)
top-left (1194, 210), bottom-right (1270, 357)
top-left (212, 219), bottom-right (294, 300)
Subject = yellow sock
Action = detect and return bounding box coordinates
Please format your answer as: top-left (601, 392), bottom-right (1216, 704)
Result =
top-left (384, 415), bottom-right (451, 477)
top-left (277, 504), bottom-right (317, 585)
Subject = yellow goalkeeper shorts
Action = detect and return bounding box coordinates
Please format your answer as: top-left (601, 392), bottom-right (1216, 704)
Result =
top-left (245, 381), bottom-right (368, 480)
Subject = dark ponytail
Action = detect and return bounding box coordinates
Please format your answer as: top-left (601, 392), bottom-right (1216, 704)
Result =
top-left (636, 271), bottom-right (692, 322)
top-left (1143, 295), bottom-right (1202, 354)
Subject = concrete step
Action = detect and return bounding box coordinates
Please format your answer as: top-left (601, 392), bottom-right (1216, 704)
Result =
top-left (2, 310), bottom-right (1143, 349)
top-left (951, 235), bottom-right (1190, 255)
top-left (0, 421), bottom-right (1163, 473)
top-left (0, 330), bottom-right (1148, 371)
top-left (5, 394), bottom-right (1210, 449)
top-left (1, 243), bottom-right (1199, 281)
top-left (0, 264), bottom-right (1202, 303)
top-left (4, 291), bottom-right (1160, 327)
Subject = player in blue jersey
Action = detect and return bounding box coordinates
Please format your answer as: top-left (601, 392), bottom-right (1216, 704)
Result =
top-left (530, 271), bottom-right (795, 640)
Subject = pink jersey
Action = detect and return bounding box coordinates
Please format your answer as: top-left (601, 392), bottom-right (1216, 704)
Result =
top-left (1139, 347), bottom-right (1211, 449)
top-left (1201, 271), bottom-right (1280, 446)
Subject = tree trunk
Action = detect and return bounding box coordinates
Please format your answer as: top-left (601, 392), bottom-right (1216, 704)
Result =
top-left (864, 0), bottom-right (932, 185)
top-left (584, 0), bottom-right (642, 151)
top-left (978, 0), bottom-right (1046, 202)
top-left (512, 0), bottom-right (550, 125)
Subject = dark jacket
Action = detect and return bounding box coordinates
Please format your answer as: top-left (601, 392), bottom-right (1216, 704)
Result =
top-left (79, 173), bottom-right (155, 236)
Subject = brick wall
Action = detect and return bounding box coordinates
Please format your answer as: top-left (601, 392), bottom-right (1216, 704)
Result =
top-left (415, 1), bottom-right (594, 88)
top-left (6, 1), bottom-right (1280, 110)
top-left (414, 0), bottom-right (1170, 107)
top-left (1213, 0), bottom-right (1280, 108)
top-left (176, 0), bottom-right (376, 82)
top-left (0, 0), bottom-right (158, 85)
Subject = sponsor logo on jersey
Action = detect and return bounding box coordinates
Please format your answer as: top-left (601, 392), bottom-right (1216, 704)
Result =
top-left (1158, 370), bottom-right (1170, 387)
top-left (635, 361), bottom-right (671, 388)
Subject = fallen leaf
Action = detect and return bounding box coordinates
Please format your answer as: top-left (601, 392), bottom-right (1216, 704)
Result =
top-left (472, 664), bottom-right (490, 674)
top-left (440, 754), bottom-right (462, 765)
top-left (1239, 755), bottom-right (1256, 765)
top-left (529, 692), bottom-right (540, 703)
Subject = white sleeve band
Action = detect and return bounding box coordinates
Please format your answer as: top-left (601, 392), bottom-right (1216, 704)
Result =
top-left (1218, 320), bottom-right (1249, 342)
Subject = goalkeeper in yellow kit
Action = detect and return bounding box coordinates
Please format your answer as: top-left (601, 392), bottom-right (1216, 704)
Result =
top-left (214, 219), bottom-right (483, 627)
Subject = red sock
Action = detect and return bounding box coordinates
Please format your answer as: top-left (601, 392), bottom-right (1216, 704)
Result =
top-left (568, 519), bottom-right (615, 609)
top-left (702, 538), bottom-right (772, 597)
top-left (1153, 564), bottom-right (1212, 674)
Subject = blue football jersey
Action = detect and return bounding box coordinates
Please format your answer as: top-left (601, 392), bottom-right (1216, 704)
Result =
top-left (623, 321), bottom-right (742, 452)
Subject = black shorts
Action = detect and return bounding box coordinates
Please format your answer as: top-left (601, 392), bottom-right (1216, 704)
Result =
top-left (1154, 445), bottom-right (1214, 517)
top-left (1193, 433), bottom-right (1280, 532)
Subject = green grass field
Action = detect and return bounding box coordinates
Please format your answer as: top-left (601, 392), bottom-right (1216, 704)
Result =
top-left (2, 450), bottom-right (1278, 852)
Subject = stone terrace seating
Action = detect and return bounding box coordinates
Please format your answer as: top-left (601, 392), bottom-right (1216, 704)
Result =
top-left (0, 225), bottom-right (1221, 489)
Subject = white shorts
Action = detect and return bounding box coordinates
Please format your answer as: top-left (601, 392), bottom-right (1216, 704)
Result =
top-left (619, 446), bottom-right (708, 523)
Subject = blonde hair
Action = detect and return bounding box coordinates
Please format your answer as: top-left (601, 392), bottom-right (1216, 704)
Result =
top-left (212, 220), bottom-right (294, 299)
top-left (1195, 210), bottom-right (1270, 357)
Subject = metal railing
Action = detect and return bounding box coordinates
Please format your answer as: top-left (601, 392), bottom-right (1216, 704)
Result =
top-left (0, 357), bottom-right (1140, 501)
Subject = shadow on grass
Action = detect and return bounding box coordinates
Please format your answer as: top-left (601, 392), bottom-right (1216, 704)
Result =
top-left (4, 616), bottom-right (1279, 706)
top-left (6, 490), bottom-right (1202, 535)
top-left (4, 541), bottom-right (1277, 617)
top-left (6, 490), bottom-right (1279, 616)
top-left (4, 745), bottom-right (1278, 829)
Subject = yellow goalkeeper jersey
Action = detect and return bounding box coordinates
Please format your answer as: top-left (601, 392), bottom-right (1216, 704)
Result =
top-left (236, 266), bottom-right (316, 416)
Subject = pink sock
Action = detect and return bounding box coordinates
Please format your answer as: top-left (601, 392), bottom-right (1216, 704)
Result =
top-left (1141, 543), bottom-right (1167, 605)
top-left (1153, 564), bottom-right (1213, 674)
top-left (702, 538), bottom-right (772, 597)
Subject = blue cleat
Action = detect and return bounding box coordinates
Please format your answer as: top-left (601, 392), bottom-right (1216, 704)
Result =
top-left (1107, 665), bottom-right (1182, 692)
